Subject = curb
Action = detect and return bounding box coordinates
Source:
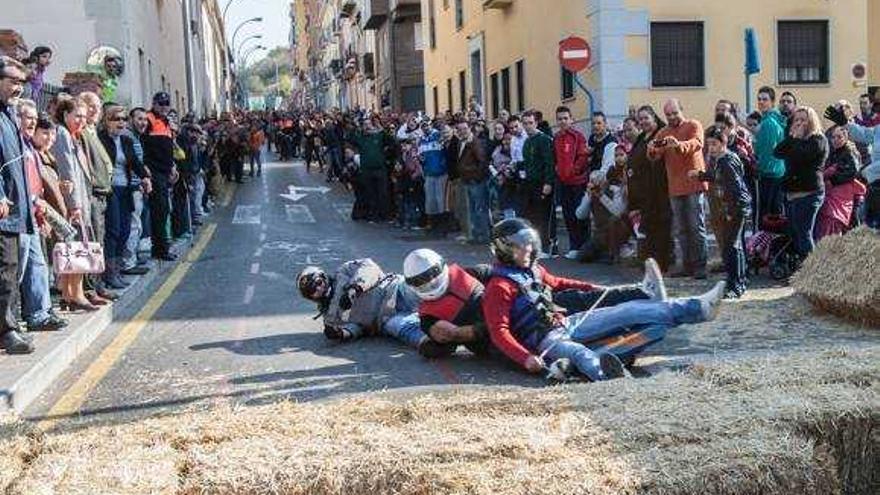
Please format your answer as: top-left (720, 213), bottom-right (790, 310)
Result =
top-left (0, 238), bottom-right (194, 414)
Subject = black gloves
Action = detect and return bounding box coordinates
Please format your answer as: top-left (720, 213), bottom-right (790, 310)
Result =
top-left (824, 105), bottom-right (848, 127)
top-left (338, 283), bottom-right (364, 311)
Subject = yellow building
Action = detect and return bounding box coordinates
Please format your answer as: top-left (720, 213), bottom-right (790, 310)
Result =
top-left (422, 0), bottom-right (880, 124)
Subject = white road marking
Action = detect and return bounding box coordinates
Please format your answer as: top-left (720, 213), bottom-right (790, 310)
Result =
top-left (254, 248), bottom-right (263, 258)
top-left (243, 285), bottom-right (255, 304)
top-left (285, 204), bottom-right (316, 223)
top-left (232, 205), bottom-right (261, 225)
top-left (250, 262), bottom-right (260, 274)
top-left (333, 203), bottom-right (353, 222)
top-left (259, 233), bottom-right (266, 242)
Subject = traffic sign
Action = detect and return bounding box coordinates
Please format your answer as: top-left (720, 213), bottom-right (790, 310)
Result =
top-left (559, 37), bottom-right (591, 73)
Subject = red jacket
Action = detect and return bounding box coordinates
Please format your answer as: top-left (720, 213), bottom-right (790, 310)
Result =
top-left (482, 265), bottom-right (596, 367)
top-left (554, 128), bottom-right (589, 186)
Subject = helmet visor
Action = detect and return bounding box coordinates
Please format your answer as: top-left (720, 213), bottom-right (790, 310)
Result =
top-left (503, 227), bottom-right (541, 252)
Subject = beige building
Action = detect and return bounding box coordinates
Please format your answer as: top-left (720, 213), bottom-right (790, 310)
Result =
top-left (2, 0), bottom-right (229, 115)
top-left (423, 0), bottom-right (880, 124)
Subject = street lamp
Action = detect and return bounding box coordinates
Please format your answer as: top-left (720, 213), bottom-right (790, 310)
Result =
top-left (235, 34), bottom-right (263, 61)
top-left (242, 45), bottom-right (267, 68)
top-left (231, 17), bottom-right (263, 58)
top-left (222, 0), bottom-right (244, 24)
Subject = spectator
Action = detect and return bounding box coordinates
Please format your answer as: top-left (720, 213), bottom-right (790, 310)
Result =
top-left (143, 91), bottom-right (179, 261)
top-left (418, 120), bottom-right (448, 234)
top-left (587, 145), bottom-right (630, 263)
top-left (754, 86), bottom-right (787, 219)
top-left (521, 111), bottom-right (555, 256)
top-left (0, 57), bottom-right (36, 353)
top-left (627, 105), bottom-right (673, 272)
top-left (779, 91), bottom-right (798, 132)
top-left (491, 132), bottom-right (517, 219)
top-left (393, 138), bottom-right (423, 229)
top-left (773, 106), bottom-right (828, 263)
top-left (587, 112), bottom-right (617, 174)
top-left (553, 105), bottom-right (589, 259)
top-left (350, 118), bottom-right (391, 222)
top-left (52, 96), bottom-right (98, 312)
top-left (454, 120), bottom-right (490, 243)
top-left (248, 123), bottom-right (265, 177)
top-left (26, 46), bottom-right (51, 105)
top-left (816, 125), bottom-right (864, 239)
top-left (691, 126), bottom-right (752, 298)
top-left (122, 107), bottom-right (151, 275)
top-left (17, 99), bottom-right (68, 333)
top-left (98, 102), bottom-right (149, 289)
top-left (647, 99), bottom-right (709, 279)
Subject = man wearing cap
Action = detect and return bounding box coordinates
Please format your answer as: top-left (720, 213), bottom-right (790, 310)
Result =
top-left (142, 92), bottom-right (179, 261)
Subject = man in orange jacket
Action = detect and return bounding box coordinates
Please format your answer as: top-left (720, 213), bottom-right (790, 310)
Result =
top-left (647, 99), bottom-right (709, 279)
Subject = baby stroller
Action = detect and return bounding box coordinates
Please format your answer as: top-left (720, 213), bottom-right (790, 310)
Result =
top-left (746, 214), bottom-right (799, 281)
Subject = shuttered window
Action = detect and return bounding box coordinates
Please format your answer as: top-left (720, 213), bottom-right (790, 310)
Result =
top-left (650, 22), bottom-right (705, 87)
top-left (777, 20), bottom-right (829, 85)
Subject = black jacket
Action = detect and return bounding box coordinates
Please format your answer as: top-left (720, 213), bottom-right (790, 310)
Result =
top-left (98, 129), bottom-right (150, 185)
top-left (773, 134), bottom-right (828, 194)
top-left (825, 145), bottom-right (859, 187)
top-left (698, 150), bottom-right (752, 218)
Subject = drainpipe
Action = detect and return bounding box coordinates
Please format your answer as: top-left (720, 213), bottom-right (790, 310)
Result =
top-left (389, 15), bottom-right (399, 110)
top-left (182, 0), bottom-right (197, 115)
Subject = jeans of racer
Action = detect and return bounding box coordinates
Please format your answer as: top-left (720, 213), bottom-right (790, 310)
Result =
top-left (382, 312), bottom-right (428, 349)
top-left (18, 232), bottom-right (51, 325)
top-left (537, 298), bottom-right (705, 380)
top-left (464, 179), bottom-right (491, 242)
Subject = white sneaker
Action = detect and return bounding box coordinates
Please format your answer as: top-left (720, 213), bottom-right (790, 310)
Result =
top-left (564, 250), bottom-right (580, 260)
top-left (697, 281), bottom-right (726, 321)
top-left (641, 258), bottom-right (667, 301)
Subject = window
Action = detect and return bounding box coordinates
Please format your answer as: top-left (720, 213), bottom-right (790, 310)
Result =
top-left (447, 78), bottom-right (453, 112)
top-left (501, 67), bottom-right (511, 113)
top-left (459, 70), bottom-right (467, 112)
top-left (455, 0), bottom-right (464, 29)
top-left (561, 67), bottom-right (575, 100)
top-left (515, 60), bottom-right (525, 112)
top-left (490, 72), bottom-right (499, 118)
top-left (650, 22), bottom-right (705, 87)
top-left (777, 20), bottom-right (829, 85)
top-left (433, 86), bottom-right (439, 115)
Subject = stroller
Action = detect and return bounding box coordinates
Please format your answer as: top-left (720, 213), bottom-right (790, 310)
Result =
top-left (745, 214), bottom-right (799, 281)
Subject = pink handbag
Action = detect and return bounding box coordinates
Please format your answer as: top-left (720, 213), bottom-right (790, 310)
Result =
top-left (52, 224), bottom-right (105, 275)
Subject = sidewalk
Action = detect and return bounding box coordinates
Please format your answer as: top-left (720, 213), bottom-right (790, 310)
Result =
top-left (0, 237), bottom-right (196, 414)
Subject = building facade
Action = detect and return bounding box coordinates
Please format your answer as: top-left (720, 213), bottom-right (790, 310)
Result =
top-left (423, 0), bottom-right (880, 124)
top-left (1, 0), bottom-right (229, 115)
top-left (365, 0), bottom-right (425, 112)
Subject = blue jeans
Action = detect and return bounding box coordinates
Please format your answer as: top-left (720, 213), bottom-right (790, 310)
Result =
top-left (105, 186), bottom-right (134, 259)
top-left (670, 192), bottom-right (708, 272)
top-left (382, 312), bottom-right (428, 349)
top-left (559, 183), bottom-right (589, 251)
top-left (19, 232), bottom-right (51, 325)
top-left (787, 191), bottom-right (824, 257)
top-left (537, 298), bottom-right (705, 380)
top-left (465, 180), bottom-right (491, 242)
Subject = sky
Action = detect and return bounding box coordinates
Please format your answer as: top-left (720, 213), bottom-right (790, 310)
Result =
top-left (224, 0), bottom-right (291, 63)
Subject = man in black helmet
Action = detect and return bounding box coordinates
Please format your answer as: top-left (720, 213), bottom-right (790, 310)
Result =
top-left (296, 259), bottom-right (452, 358)
top-left (482, 218), bottom-right (725, 381)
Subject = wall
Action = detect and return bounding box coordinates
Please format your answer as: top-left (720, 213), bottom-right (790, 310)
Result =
top-left (869, 0), bottom-right (880, 90)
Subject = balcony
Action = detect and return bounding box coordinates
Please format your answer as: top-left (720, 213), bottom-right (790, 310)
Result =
top-left (483, 0), bottom-right (514, 9)
top-left (363, 0), bottom-right (388, 30)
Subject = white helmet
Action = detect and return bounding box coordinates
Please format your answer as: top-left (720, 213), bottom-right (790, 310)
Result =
top-left (403, 249), bottom-right (449, 301)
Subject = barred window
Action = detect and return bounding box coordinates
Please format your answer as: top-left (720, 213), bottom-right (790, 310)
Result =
top-left (778, 20), bottom-right (829, 85)
top-left (650, 22), bottom-right (705, 87)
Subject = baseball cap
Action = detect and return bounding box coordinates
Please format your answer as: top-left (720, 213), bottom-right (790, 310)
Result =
top-left (152, 91), bottom-right (171, 106)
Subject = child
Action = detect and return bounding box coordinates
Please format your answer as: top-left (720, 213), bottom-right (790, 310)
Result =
top-left (690, 126), bottom-right (752, 298)
top-left (394, 139), bottom-right (424, 229)
top-left (589, 145), bottom-right (630, 263)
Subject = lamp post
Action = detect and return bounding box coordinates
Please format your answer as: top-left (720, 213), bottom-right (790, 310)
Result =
top-left (235, 34), bottom-right (263, 62)
top-left (241, 46), bottom-right (267, 109)
top-left (231, 17), bottom-right (263, 60)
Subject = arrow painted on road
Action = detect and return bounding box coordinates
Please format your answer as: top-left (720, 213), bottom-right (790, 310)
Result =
top-left (280, 192), bottom-right (309, 202)
top-left (293, 186), bottom-right (331, 194)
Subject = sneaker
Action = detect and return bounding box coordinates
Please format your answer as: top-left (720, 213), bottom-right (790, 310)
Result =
top-left (641, 258), bottom-right (667, 301)
top-left (564, 250), bottom-right (580, 260)
top-left (1, 330), bottom-right (35, 354)
top-left (546, 358), bottom-right (573, 382)
top-left (417, 339), bottom-right (457, 359)
top-left (596, 352), bottom-right (629, 380)
top-left (697, 281), bottom-right (726, 321)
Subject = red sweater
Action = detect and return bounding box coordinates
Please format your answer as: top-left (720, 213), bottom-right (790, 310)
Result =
top-left (554, 128), bottom-right (589, 186)
top-left (482, 265), bottom-right (596, 368)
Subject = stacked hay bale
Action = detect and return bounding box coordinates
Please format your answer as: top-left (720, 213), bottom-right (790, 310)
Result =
top-left (1, 347), bottom-right (876, 495)
top-left (792, 227), bottom-right (880, 326)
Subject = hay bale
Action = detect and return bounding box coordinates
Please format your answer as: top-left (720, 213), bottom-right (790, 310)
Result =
top-left (792, 227), bottom-right (880, 326)
top-left (3, 348), bottom-right (877, 494)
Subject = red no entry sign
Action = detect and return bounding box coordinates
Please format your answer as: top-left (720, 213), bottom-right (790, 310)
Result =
top-left (559, 36), bottom-right (591, 73)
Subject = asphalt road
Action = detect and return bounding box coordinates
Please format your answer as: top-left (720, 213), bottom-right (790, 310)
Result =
top-left (27, 155), bottom-right (879, 430)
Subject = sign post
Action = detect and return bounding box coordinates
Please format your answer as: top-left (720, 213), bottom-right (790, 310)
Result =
top-left (558, 36), bottom-right (595, 120)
